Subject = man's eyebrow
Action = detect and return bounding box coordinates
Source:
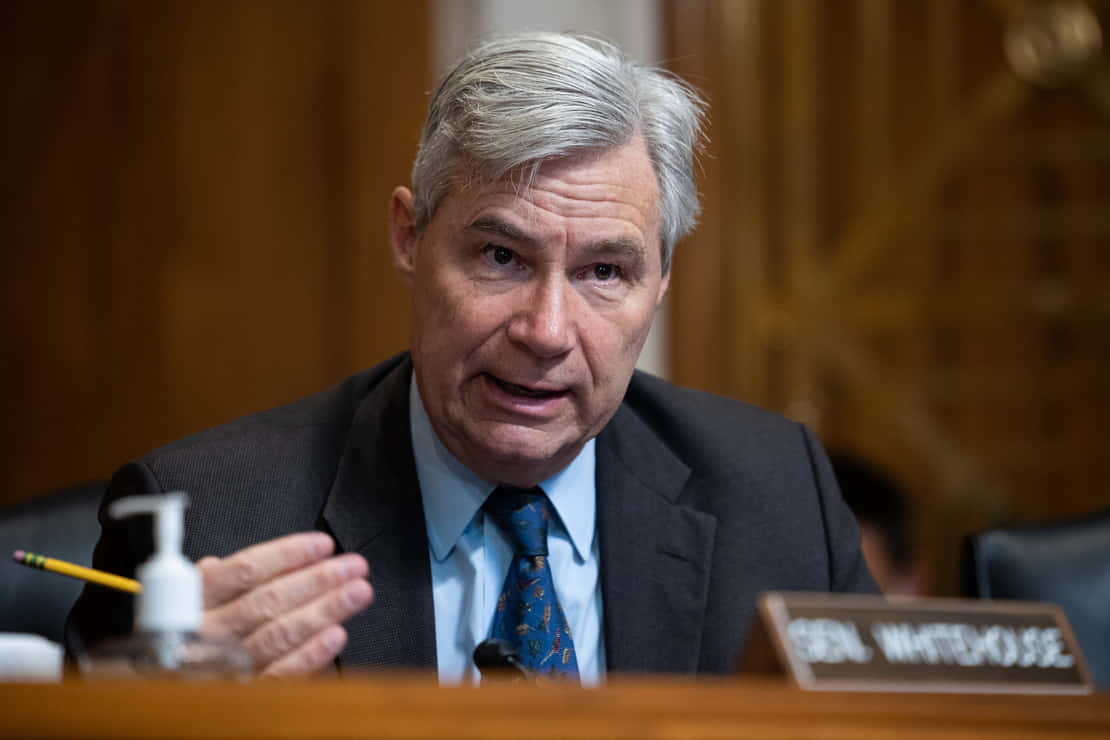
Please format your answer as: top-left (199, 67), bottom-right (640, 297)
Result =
top-left (468, 216), bottom-right (649, 262)
top-left (585, 237), bottom-right (646, 261)
top-left (468, 217), bottom-right (531, 242)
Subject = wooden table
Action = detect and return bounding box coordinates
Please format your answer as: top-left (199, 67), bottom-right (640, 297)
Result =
top-left (1, 674), bottom-right (1107, 738)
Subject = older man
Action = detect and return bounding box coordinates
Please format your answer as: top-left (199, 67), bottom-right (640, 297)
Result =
top-left (67, 33), bottom-right (875, 683)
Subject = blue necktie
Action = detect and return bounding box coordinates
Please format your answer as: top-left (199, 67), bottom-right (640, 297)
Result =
top-left (483, 486), bottom-right (580, 681)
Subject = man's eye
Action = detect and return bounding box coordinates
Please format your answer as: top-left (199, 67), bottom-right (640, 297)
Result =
top-left (593, 264), bottom-right (620, 281)
top-left (490, 246), bottom-right (514, 265)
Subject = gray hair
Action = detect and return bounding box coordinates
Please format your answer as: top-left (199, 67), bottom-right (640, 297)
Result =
top-left (410, 32), bottom-right (706, 274)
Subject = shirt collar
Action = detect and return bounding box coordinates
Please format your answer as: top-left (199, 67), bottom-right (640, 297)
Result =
top-left (409, 375), bottom-right (596, 563)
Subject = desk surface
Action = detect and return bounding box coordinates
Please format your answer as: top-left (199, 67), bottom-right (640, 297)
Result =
top-left (1, 674), bottom-right (1107, 739)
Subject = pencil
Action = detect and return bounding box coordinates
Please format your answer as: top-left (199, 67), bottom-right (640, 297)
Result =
top-left (12, 550), bottom-right (141, 594)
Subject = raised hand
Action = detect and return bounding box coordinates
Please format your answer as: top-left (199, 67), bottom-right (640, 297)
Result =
top-left (196, 532), bottom-right (372, 676)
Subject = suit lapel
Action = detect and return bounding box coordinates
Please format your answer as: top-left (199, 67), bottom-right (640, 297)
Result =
top-left (597, 404), bottom-right (717, 673)
top-left (322, 357), bottom-right (437, 671)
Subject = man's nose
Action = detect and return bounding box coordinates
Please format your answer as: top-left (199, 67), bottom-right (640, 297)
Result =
top-left (507, 278), bottom-right (576, 358)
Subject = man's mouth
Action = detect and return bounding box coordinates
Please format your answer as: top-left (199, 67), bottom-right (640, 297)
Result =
top-left (485, 374), bottom-right (566, 400)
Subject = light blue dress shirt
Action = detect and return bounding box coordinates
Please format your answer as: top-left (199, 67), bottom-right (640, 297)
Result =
top-left (409, 377), bottom-right (606, 685)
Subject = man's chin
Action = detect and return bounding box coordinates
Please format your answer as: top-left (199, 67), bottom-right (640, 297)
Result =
top-left (463, 428), bottom-right (581, 488)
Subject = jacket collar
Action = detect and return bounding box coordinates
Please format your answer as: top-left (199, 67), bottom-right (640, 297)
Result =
top-left (323, 355), bottom-right (437, 671)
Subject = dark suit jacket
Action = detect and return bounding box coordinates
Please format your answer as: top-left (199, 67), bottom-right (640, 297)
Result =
top-left (66, 352), bottom-right (876, 674)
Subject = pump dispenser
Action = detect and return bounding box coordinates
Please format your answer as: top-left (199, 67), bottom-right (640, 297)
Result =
top-left (116, 493), bottom-right (201, 637)
top-left (79, 493), bottom-right (252, 678)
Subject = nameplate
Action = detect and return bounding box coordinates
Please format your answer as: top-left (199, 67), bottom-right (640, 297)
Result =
top-left (741, 592), bottom-right (1093, 693)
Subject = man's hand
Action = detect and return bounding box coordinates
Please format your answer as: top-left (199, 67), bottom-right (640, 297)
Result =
top-left (196, 532), bottom-right (373, 677)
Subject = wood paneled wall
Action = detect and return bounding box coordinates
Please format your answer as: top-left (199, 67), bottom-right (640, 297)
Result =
top-left (664, 0), bottom-right (1110, 592)
top-left (1, 1), bottom-right (429, 504)
top-left (7, 0), bottom-right (1109, 600)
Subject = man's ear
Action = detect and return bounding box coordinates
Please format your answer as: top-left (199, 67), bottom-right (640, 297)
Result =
top-left (389, 186), bottom-right (418, 284)
top-left (656, 269), bottom-right (671, 308)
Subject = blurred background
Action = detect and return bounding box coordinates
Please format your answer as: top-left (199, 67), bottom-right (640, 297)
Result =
top-left (3, 0), bottom-right (1109, 595)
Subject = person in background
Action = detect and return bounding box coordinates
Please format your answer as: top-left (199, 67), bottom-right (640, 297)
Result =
top-left (68, 32), bottom-right (877, 683)
top-left (829, 451), bottom-right (928, 597)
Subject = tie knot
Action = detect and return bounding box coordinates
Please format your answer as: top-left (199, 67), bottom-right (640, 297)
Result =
top-left (483, 486), bottom-right (551, 557)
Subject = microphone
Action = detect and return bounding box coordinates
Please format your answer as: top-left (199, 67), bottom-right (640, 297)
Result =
top-left (473, 639), bottom-right (535, 682)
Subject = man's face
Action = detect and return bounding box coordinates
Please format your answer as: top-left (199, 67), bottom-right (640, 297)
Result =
top-left (389, 137), bottom-right (669, 487)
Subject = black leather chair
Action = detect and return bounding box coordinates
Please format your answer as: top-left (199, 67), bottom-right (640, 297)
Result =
top-left (963, 508), bottom-right (1110, 688)
top-left (0, 482), bottom-right (106, 643)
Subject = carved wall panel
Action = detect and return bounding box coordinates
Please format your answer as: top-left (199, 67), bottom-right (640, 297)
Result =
top-left (666, 0), bottom-right (1110, 592)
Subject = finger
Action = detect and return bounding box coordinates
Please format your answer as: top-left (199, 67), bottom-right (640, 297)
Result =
top-left (205, 553), bottom-right (368, 637)
top-left (199, 532), bottom-right (335, 608)
top-left (247, 579), bottom-right (373, 671)
top-left (260, 625), bottom-right (348, 678)
top-left (245, 579), bottom-right (373, 667)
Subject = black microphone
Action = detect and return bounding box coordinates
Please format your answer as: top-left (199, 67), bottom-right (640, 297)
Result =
top-left (473, 638), bottom-right (535, 682)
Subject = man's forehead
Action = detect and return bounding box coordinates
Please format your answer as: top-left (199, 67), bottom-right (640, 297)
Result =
top-left (437, 144), bottom-right (660, 243)
top-left (447, 139), bottom-right (658, 210)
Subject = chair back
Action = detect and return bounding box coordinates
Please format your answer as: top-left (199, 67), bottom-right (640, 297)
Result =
top-left (0, 482), bottom-right (105, 642)
top-left (963, 508), bottom-right (1110, 688)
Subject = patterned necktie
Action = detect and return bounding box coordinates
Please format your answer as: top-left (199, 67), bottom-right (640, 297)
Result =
top-left (483, 486), bottom-right (580, 681)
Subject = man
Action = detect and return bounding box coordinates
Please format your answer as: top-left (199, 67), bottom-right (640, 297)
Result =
top-left (67, 32), bottom-right (875, 683)
top-left (829, 451), bottom-right (928, 597)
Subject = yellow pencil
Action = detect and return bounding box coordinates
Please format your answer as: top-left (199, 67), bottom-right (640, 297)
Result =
top-left (12, 550), bottom-right (141, 594)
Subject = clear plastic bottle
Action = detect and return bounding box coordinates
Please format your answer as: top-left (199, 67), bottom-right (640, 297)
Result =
top-left (78, 493), bottom-right (252, 679)
top-left (81, 629), bottom-right (252, 678)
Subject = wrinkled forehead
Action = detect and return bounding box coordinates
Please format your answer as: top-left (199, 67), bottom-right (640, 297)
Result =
top-left (440, 146), bottom-right (664, 250)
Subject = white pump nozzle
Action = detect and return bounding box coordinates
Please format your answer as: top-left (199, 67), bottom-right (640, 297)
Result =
top-left (109, 492), bottom-right (201, 633)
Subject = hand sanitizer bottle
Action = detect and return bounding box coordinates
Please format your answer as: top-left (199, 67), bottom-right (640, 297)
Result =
top-left (79, 493), bottom-right (252, 678)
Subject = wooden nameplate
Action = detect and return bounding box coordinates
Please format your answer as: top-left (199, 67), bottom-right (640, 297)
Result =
top-left (739, 592), bottom-right (1093, 694)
